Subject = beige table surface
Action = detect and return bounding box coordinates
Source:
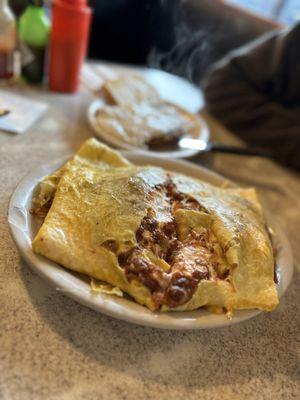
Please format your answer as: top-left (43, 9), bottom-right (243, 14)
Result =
top-left (0, 76), bottom-right (299, 400)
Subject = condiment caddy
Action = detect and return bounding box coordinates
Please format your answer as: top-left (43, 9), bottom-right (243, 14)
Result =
top-left (0, 0), bottom-right (92, 93)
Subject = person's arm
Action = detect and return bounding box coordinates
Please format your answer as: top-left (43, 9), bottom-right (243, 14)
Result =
top-left (203, 23), bottom-right (300, 169)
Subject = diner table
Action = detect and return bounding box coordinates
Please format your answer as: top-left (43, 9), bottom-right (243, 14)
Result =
top-left (0, 64), bottom-right (299, 400)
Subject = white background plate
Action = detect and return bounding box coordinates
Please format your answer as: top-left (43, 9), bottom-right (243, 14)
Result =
top-left (8, 154), bottom-right (293, 330)
top-left (87, 68), bottom-right (209, 159)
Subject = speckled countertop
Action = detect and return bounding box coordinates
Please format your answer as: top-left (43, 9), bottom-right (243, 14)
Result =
top-left (0, 74), bottom-right (299, 400)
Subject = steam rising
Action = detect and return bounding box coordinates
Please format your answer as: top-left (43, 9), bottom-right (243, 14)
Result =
top-left (146, 0), bottom-right (224, 84)
top-left (147, 0), bottom-right (209, 82)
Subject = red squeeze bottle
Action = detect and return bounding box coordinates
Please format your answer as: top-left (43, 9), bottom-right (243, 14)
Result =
top-left (48, 0), bottom-right (92, 93)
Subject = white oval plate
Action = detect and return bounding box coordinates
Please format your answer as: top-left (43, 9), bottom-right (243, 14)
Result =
top-left (8, 154), bottom-right (293, 330)
top-left (88, 100), bottom-right (210, 159)
top-left (87, 67), bottom-right (209, 159)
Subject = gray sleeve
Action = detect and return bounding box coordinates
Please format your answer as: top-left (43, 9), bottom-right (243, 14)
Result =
top-left (203, 23), bottom-right (300, 170)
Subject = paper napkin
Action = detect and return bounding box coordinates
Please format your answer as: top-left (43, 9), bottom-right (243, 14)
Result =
top-left (0, 90), bottom-right (47, 134)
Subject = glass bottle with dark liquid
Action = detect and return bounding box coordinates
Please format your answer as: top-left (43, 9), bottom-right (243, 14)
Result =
top-left (0, 0), bottom-right (16, 79)
top-left (19, 0), bottom-right (50, 84)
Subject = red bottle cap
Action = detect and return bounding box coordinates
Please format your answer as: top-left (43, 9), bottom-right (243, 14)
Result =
top-left (56, 0), bottom-right (88, 8)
